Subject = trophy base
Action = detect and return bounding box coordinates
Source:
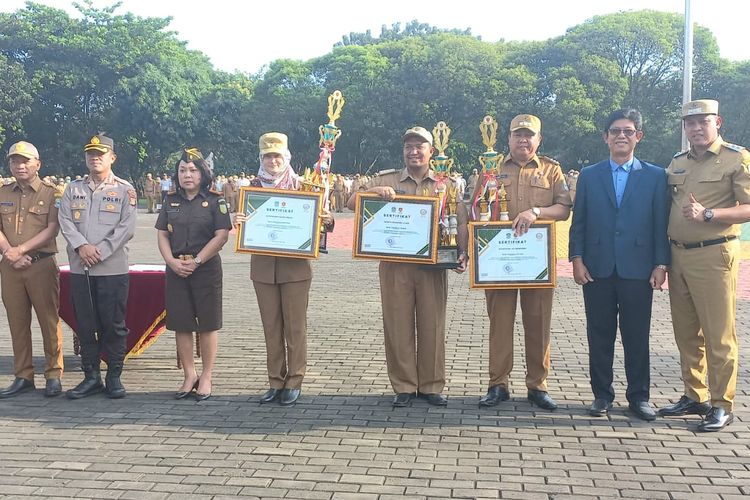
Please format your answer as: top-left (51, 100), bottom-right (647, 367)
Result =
top-left (433, 246), bottom-right (460, 269)
top-left (319, 231), bottom-right (328, 254)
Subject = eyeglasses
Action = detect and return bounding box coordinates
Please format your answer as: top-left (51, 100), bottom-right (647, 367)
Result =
top-left (608, 128), bottom-right (638, 137)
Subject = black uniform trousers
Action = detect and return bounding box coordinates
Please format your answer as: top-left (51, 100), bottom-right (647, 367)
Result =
top-left (70, 273), bottom-right (129, 366)
top-left (582, 273), bottom-right (652, 404)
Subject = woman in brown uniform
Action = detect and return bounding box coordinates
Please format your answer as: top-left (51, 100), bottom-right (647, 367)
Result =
top-left (156, 148), bottom-right (232, 401)
top-left (237, 132), bottom-right (333, 406)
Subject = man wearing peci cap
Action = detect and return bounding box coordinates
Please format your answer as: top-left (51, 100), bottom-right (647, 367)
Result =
top-left (659, 100), bottom-right (750, 431)
top-left (0, 141), bottom-right (64, 398)
top-left (58, 134), bottom-right (137, 399)
top-left (347, 126), bottom-right (469, 407)
top-left (471, 114), bottom-right (572, 411)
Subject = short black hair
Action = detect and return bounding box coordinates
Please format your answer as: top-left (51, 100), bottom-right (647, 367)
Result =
top-left (604, 109), bottom-right (643, 133)
top-left (172, 148), bottom-right (213, 192)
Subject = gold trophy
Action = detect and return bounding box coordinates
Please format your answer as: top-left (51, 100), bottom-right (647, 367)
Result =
top-left (300, 90), bottom-right (345, 252)
top-left (428, 121), bottom-right (460, 268)
top-left (473, 115), bottom-right (507, 221)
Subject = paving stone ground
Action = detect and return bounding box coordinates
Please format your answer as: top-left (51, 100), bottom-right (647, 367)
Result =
top-left (0, 211), bottom-right (747, 499)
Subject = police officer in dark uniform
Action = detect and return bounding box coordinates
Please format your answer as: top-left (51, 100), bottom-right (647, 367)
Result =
top-left (156, 148), bottom-right (232, 401)
top-left (58, 134), bottom-right (137, 399)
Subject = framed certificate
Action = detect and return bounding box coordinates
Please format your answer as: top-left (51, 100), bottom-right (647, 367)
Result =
top-left (469, 221), bottom-right (556, 289)
top-left (235, 187), bottom-right (323, 259)
top-left (353, 193), bottom-right (440, 264)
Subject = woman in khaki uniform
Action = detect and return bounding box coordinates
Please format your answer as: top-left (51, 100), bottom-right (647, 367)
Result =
top-left (156, 148), bottom-right (232, 401)
top-left (237, 133), bottom-right (333, 406)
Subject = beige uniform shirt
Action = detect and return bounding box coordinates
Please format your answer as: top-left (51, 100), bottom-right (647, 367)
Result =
top-left (364, 168), bottom-right (469, 228)
top-left (58, 173), bottom-right (137, 275)
top-left (0, 176), bottom-right (59, 253)
top-left (473, 154), bottom-right (572, 219)
top-left (667, 137), bottom-right (750, 243)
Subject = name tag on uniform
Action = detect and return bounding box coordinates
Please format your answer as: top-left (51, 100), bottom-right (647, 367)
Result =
top-left (0, 201), bottom-right (14, 206)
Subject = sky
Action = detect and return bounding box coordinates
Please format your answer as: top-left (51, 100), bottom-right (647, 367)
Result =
top-left (2, 0), bottom-right (748, 73)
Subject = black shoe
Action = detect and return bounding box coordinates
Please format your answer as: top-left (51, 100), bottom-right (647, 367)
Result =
top-left (105, 365), bottom-right (126, 399)
top-left (657, 395), bottom-right (711, 417)
top-left (44, 379), bottom-right (62, 397)
top-left (259, 388), bottom-right (281, 404)
top-left (697, 407), bottom-right (733, 432)
top-left (0, 377), bottom-right (35, 398)
top-left (392, 392), bottom-right (413, 407)
top-left (174, 378), bottom-right (199, 400)
top-left (527, 389), bottom-right (557, 411)
top-left (629, 400), bottom-right (656, 421)
top-left (66, 366), bottom-right (104, 399)
top-left (479, 385), bottom-right (510, 407)
top-left (419, 392), bottom-right (448, 406)
top-left (589, 398), bottom-right (612, 417)
top-left (194, 391), bottom-right (212, 402)
top-left (279, 388), bottom-right (300, 406)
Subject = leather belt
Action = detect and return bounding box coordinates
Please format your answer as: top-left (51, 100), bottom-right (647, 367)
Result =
top-left (669, 235), bottom-right (737, 249)
top-left (30, 252), bottom-right (54, 263)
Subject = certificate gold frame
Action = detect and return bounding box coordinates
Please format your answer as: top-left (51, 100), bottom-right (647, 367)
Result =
top-left (469, 221), bottom-right (557, 289)
top-left (352, 193), bottom-right (440, 264)
top-left (235, 187), bottom-right (324, 259)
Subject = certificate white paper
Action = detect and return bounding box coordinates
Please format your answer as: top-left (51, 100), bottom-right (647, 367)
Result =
top-left (475, 226), bottom-right (551, 283)
top-left (243, 194), bottom-right (317, 251)
top-left (360, 199), bottom-right (434, 257)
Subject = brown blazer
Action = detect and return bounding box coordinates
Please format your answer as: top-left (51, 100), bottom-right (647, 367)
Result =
top-left (250, 255), bottom-right (312, 284)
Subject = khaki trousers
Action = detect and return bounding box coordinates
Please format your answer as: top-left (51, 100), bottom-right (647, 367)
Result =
top-left (668, 240), bottom-right (739, 411)
top-left (379, 262), bottom-right (447, 394)
top-left (0, 256), bottom-right (63, 380)
top-left (485, 288), bottom-right (553, 391)
top-left (253, 279), bottom-right (311, 389)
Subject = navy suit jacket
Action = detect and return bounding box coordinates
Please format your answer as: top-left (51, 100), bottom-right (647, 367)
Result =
top-left (569, 158), bottom-right (670, 280)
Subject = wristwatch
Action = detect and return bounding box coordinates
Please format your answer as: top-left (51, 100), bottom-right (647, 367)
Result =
top-left (703, 208), bottom-right (714, 222)
top-left (194, 256), bottom-right (203, 266)
top-left (531, 207), bottom-right (541, 217)
top-left (655, 265), bottom-right (668, 271)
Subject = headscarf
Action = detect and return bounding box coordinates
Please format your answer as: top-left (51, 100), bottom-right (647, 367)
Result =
top-left (257, 149), bottom-right (300, 190)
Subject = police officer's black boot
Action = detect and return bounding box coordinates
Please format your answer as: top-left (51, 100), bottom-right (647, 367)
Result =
top-left (105, 364), bottom-right (126, 399)
top-left (66, 364), bottom-right (104, 399)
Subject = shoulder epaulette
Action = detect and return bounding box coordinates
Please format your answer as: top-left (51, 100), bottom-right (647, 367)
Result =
top-left (377, 169), bottom-right (397, 175)
top-left (113, 176), bottom-right (134, 188)
top-left (539, 155), bottom-right (560, 166)
top-left (673, 150), bottom-right (689, 158)
top-left (722, 142), bottom-right (746, 153)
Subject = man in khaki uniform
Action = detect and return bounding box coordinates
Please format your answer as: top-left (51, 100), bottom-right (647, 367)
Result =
top-left (332, 174), bottom-right (345, 213)
top-left (222, 176), bottom-right (238, 212)
top-left (143, 173), bottom-right (160, 213)
top-left (659, 99), bottom-right (750, 432)
top-left (347, 126), bottom-right (469, 407)
top-left (474, 114), bottom-right (572, 410)
top-left (0, 141), bottom-right (64, 398)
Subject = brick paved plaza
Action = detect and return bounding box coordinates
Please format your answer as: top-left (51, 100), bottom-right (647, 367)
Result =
top-left (0, 211), bottom-right (748, 499)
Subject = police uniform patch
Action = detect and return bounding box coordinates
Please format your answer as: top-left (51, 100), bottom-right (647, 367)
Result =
top-left (106, 203), bottom-right (116, 211)
top-left (218, 198), bottom-right (228, 214)
top-left (54, 192), bottom-right (62, 209)
top-left (74, 211), bottom-right (81, 220)
top-left (167, 223), bottom-right (173, 233)
top-left (127, 188), bottom-right (136, 206)
top-left (108, 191), bottom-right (118, 197)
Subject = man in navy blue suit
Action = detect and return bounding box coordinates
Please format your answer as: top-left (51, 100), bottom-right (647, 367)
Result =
top-left (569, 109), bottom-right (670, 421)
